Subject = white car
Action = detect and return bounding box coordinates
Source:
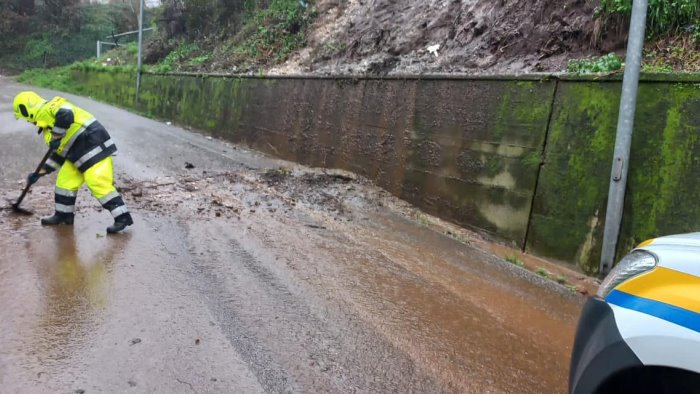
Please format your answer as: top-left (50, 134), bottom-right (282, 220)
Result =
top-left (569, 233), bottom-right (700, 393)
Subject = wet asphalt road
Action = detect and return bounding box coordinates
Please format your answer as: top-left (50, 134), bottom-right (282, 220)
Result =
top-left (0, 78), bottom-right (583, 393)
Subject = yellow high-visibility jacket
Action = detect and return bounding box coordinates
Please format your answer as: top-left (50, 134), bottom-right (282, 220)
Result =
top-left (35, 97), bottom-right (117, 174)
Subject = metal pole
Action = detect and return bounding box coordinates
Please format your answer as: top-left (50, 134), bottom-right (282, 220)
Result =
top-left (599, 0), bottom-right (648, 277)
top-left (97, 41), bottom-right (101, 58)
top-left (136, 0), bottom-right (144, 101)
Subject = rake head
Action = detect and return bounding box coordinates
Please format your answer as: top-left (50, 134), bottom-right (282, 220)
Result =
top-left (3, 198), bottom-right (34, 215)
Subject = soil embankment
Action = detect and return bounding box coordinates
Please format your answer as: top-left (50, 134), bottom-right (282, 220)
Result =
top-left (271, 0), bottom-right (624, 75)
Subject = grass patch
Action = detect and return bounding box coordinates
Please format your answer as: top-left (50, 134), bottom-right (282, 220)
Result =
top-left (415, 212), bottom-right (434, 227)
top-left (151, 42), bottom-right (201, 73)
top-left (189, 54), bottom-right (213, 66)
top-left (96, 44), bottom-right (139, 66)
top-left (565, 284), bottom-right (580, 294)
top-left (535, 267), bottom-right (551, 279)
top-left (642, 34), bottom-right (700, 72)
top-left (505, 254), bottom-right (525, 267)
top-left (445, 230), bottom-right (469, 244)
top-left (17, 67), bottom-right (85, 94)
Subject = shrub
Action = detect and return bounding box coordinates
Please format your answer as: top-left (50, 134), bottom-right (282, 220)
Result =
top-left (567, 53), bottom-right (623, 74)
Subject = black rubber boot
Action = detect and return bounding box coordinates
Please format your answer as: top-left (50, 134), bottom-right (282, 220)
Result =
top-left (41, 212), bottom-right (74, 226)
top-left (107, 212), bottom-right (133, 234)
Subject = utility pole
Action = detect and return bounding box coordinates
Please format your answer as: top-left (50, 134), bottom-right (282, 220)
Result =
top-left (599, 0), bottom-right (648, 276)
top-left (136, 0), bottom-right (144, 102)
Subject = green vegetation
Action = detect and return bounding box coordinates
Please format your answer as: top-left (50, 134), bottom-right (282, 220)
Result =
top-left (415, 212), bottom-right (435, 227)
top-left (16, 56), bottom-right (138, 93)
top-left (230, 0), bottom-right (314, 65)
top-left (567, 53), bottom-right (623, 74)
top-left (0, 1), bottom-right (154, 72)
top-left (642, 35), bottom-right (700, 73)
top-left (590, 1), bottom-right (700, 73)
top-left (485, 157), bottom-right (505, 177)
top-left (565, 284), bottom-right (580, 294)
top-left (142, 0), bottom-right (315, 72)
top-left (444, 230), bottom-right (470, 245)
top-left (16, 66), bottom-right (83, 94)
top-left (521, 151), bottom-right (543, 171)
top-left (597, 0), bottom-right (699, 37)
top-left (641, 63), bottom-right (674, 73)
top-left (528, 82), bottom-right (620, 275)
top-left (505, 254), bottom-right (525, 267)
top-left (189, 54), bottom-right (213, 66)
top-left (535, 267), bottom-right (551, 279)
top-left (151, 42), bottom-right (201, 73)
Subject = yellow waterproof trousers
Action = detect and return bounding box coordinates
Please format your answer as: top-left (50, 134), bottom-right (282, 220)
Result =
top-left (54, 156), bottom-right (130, 219)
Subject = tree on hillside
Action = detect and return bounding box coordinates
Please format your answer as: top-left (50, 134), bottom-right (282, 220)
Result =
top-left (7, 0), bottom-right (35, 16)
top-left (42, 0), bottom-right (80, 23)
top-left (0, 0), bottom-right (33, 54)
top-left (159, 0), bottom-right (185, 37)
top-left (0, 0), bottom-right (150, 70)
top-left (181, 0), bottom-right (247, 37)
top-left (109, 0), bottom-right (142, 32)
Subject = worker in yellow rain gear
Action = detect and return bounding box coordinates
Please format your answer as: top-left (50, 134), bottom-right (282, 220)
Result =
top-left (13, 91), bottom-right (133, 234)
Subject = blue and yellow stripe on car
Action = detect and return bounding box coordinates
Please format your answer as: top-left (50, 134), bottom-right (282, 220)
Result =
top-left (606, 267), bottom-right (700, 333)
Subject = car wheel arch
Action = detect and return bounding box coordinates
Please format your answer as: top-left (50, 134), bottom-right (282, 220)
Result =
top-left (596, 365), bottom-right (700, 394)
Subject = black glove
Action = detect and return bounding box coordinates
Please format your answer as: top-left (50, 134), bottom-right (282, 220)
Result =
top-left (49, 139), bottom-right (61, 150)
top-left (27, 172), bottom-right (41, 185)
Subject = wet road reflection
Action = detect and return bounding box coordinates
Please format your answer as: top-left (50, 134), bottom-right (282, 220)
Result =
top-left (28, 227), bottom-right (125, 367)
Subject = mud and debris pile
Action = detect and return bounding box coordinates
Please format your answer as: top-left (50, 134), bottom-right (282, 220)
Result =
top-left (272, 0), bottom-right (625, 75)
top-left (106, 165), bottom-right (596, 295)
top-left (117, 167), bottom-right (373, 224)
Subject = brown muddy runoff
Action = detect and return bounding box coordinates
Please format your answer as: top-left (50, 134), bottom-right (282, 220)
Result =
top-left (2, 162), bottom-right (581, 392)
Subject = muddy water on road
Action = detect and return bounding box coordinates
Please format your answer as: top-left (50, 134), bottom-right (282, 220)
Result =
top-left (227, 207), bottom-right (580, 392)
top-left (336, 211), bottom-right (578, 390)
top-left (1, 158), bottom-right (582, 392)
top-left (0, 194), bottom-right (265, 393)
top-left (107, 167), bottom-right (582, 392)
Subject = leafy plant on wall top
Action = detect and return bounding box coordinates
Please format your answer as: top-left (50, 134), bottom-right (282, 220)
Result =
top-left (567, 52), bottom-right (623, 74)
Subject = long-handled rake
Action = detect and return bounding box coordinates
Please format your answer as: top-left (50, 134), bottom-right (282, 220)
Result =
top-left (3, 148), bottom-right (53, 215)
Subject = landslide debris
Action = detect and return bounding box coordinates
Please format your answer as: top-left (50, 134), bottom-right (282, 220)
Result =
top-left (269, 0), bottom-right (626, 75)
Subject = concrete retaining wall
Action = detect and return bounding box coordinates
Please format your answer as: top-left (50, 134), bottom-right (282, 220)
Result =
top-left (530, 80), bottom-right (700, 274)
top-left (69, 69), bottom-right (700, 274)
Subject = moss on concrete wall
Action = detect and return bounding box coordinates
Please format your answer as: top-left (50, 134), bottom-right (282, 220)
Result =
top-left (527, 80), bottom-right (700, 274)
top-left (619, 83), bottom-right (700, 258)
top-left (526, 82), bottom-right (620, 273)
